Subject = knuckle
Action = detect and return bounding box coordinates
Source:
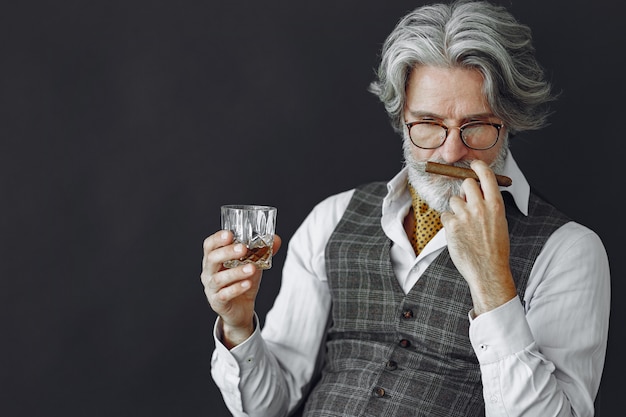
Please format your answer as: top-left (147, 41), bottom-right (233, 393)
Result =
top-left (206, 291), bottom-right (216, 306)
top-left (209, 272), bottom-right (223, 287)
top-left (204, 249), bottom-right (223, 269)
top-left (199, 270), bottom-right (210, 285)
top-left (205, 288), bottom-right (218, 305)
top-left (217, 288), bottom-right (232, 302)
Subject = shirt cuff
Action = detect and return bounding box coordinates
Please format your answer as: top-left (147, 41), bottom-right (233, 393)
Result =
top-left (468, 297), bottom-right (534, 364)
top-left (213, 314), bottom-right (264, 374)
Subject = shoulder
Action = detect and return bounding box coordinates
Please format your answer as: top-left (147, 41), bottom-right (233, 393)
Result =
top-left (547, 221), bottom-right (607, 257)
top-left (533, 220), bottom-right (610, 291)
top-left (289, 188), bottom-right (355, 250)
top-left (283, 188), bottom-right (356, 279)
top-left (308, 188), bottom-right (356, 224)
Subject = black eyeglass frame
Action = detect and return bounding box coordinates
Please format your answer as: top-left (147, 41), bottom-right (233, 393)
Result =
top-left (404, 120), bottom-right (504, 150)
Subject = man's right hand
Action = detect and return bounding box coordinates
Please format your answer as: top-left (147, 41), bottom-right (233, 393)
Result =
top-left (201, 230), bottom-right (282, 349)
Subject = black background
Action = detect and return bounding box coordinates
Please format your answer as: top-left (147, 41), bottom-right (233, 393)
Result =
top-left (2, 1), bottom-right (623, 416)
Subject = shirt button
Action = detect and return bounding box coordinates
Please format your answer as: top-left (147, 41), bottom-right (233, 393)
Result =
top-left (373, 387), bottom-right (386, 398)
top-left (402, 309), bottom-right (414, 319)
top-left (399, 339), bottom-right (411, 348)
top-left (386, 360), bottom-right (398, 371)
top-left (479, 344), bottom-right (487, 351)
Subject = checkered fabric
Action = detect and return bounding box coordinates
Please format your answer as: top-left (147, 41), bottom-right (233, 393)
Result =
top-left (301, 182), bottom-right (570, 417)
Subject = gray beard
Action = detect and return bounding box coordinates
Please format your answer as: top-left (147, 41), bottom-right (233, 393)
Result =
top-left (403, 139), bottom-right (508, 213)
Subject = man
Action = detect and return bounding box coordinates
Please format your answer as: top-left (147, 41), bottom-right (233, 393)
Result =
top-left (202, 1), bottom-right (610, 416)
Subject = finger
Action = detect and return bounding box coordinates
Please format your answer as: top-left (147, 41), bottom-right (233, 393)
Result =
top-left (203, 262), bottom-right (257, 294)
top-left (470, 160), bottom-right (500, 200)
top-left (447, 195), bottom-right (466, 215)
top-left (458, 180), bottom-right (470, 201)
top-left (273, 234), bottom-right (282, 254)
top-left (210, 266), bottom-right (261, 309)
top-left (202, 230), bottom-right (234, 270)
top-left (441, 198), bottom-right (464, 231)
top-left (440, 210), bottom-right (452, 225)
top-left (460, 176), bottom-right (483, 205)
top-left (203, 241), bottom-right (248, 275)
top-left (212, 278), bottom-right (254, 304)
top-left (203, 230), bottom-right (234, 256)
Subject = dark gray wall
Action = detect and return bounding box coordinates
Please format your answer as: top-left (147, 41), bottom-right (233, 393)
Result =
top-left (2, 1), bottom-right (622, 416)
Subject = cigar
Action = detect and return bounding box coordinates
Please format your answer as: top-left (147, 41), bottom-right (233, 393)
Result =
top-left (425, 161), bottom-right (512, 187)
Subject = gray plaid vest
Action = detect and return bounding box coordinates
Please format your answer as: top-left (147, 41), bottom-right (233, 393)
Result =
top-left (302, 182), bottom-right (570, 417)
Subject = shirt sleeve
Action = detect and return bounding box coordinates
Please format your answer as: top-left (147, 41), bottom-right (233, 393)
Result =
top-left (210, 189), bottom-right (354, 416)
top-left (469, 222), bottom-right (611, 417)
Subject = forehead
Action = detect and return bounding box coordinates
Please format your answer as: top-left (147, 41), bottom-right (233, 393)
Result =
top-left (404, 66), bottom-right (492, 119)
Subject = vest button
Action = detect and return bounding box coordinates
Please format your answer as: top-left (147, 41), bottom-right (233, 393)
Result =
top-left (399, 339), bottom-right (411, 348)
top-left (373, 387), bottom-right (386, 398)
top-left (386, 360), bottom-right (398, 370)
top-left (402, 309), bottom-right (414, 319)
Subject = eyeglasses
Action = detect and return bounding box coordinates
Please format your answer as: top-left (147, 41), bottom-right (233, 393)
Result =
top-left (404, 120), bottom-right (504, 150)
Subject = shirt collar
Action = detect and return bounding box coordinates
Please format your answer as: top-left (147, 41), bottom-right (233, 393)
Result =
top-left (385, 151), bottom-right (530, 216)
top-left (500, 152), bottom-right (530, 215)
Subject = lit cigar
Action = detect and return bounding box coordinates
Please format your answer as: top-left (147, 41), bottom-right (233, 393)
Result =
top-left (425, 161), bottom-right (512, 187)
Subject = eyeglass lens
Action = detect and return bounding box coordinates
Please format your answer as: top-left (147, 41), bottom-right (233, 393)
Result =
top-left (409, 123), bottom-right (498, 150)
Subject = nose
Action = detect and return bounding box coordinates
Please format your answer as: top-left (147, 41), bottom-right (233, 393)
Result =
top-left (438, 127), bottom-right (469, 163)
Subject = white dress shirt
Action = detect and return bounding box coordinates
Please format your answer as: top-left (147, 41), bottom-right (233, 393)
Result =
top-left (211, 153), bottom-right (610, 417)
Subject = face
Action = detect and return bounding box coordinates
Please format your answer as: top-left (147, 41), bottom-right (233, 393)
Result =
top-left (403, 65), bottom-right (508, 212)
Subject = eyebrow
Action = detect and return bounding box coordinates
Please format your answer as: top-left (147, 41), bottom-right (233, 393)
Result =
top-left (406, 110), bottom-right (496, 121)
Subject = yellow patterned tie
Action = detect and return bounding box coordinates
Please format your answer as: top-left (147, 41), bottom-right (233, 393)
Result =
top-left (407, 183), bottom-right (443, 255)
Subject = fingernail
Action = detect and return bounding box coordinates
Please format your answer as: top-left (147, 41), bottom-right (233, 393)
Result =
top-left (234, 244), bottom-right (245, 253)
top-left (243, 264), bottom-right (254, 273)
top-left (220, 231), bottom-right (229, 240)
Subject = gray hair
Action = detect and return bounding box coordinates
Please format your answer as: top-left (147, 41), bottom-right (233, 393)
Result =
top-left (368, 0), bottom-right (556, 136)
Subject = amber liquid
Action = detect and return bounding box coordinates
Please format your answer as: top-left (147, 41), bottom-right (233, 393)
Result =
top-left (223, 242), bottom-right (273, 270)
